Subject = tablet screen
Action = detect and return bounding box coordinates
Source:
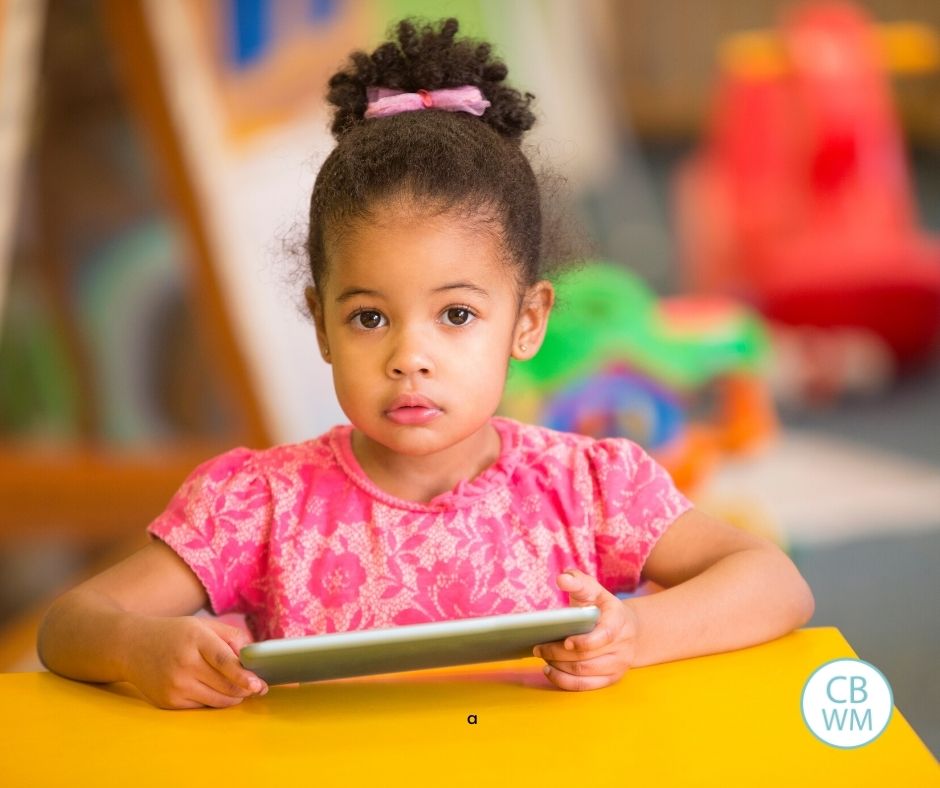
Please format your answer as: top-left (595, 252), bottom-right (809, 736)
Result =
top-left (240, 605), bottom-right (601, 684)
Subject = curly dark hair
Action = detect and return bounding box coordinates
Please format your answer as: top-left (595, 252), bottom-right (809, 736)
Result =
top-left (306, 17), bottom-right (546, 296)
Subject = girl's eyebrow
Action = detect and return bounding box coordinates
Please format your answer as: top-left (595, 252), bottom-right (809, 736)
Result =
top-left (432, 282), bottom-right (490, 299)
top-left (335, 282), bottom-right (489, 303)
top-left (336, 287), bottom-right (380, 303)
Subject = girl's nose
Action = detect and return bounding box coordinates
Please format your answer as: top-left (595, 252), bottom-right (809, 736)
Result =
top-left (386, 334), bottom-right (434, 378)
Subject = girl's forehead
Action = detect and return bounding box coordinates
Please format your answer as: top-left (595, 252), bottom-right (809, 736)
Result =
top-left (326, 211), bottom-right (516, 294)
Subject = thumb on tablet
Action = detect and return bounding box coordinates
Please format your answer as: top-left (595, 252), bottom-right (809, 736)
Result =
top-left (557, 567), bottom-right (604, 607)
top-left (197, 619), bottom-right (267, 695)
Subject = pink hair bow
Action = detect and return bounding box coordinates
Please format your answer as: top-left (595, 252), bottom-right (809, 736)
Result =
top-left (364, 86), bottom-right (491, 119)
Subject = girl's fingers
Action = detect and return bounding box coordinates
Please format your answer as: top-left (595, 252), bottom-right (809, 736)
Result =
top-left (542, 664), bottom-right (619, 692)
top-left (187, 679), bottom-right (248, 709)
top-left (557, 568), bottom-right (605, 605)
top-left (554, 569), bottom-right (629, 652)
top-left (543, 653), bottom-right (625, 678)
top-left (557, 568), bottom-right (621, 614)
top-left (533, 617), bottom-right (623, 661)
top-left (147, 680), bottom-right (244, 711)
top-left (534, 639), bottom-right (604, 663)
top-left (566, 620), bottom-right (618, 654)
top-left (203, 619), bottom-right (253, 654)
top-left (534, 571), bottom-right (639, 693)
top-left (195, 657), bottom-right (257, 699)
top-left (198, 635), bottom-right (267, 696)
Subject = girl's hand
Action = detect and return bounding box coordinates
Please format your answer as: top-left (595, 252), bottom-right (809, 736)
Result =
top-left (533, 568), bottom-right (640, 691)
top-left (123, 615), bottom-right (268, 710)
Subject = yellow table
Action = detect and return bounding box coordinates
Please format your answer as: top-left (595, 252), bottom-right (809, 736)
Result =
top-left (1, 627), bottom-right (936, 786)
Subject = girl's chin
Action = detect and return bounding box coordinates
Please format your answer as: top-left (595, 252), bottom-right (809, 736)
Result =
top-left (352, 413), bottom-right (494, 453)
top-left (354, 425), bottom-right (448, 455)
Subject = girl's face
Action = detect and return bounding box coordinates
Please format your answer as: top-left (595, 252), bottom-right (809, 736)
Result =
top-left (308, 206), bottom-right (553, 460)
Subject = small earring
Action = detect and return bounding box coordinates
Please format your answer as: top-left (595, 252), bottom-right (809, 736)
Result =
top-left (323, 348), bottom-right (330, 357)
top-left (520, 344), bottom-right (528, 352)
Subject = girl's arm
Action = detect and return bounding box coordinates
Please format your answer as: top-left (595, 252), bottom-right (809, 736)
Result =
top-left (37, 540), bottom-right (267, 709)
top-left (626, 507), bottom-right (815, 667)
top-left (536, 508), bottom-right (815, 690)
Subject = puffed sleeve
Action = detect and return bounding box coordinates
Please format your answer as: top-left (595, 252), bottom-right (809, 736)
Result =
top-left (586, 438), bottom-right (694, 593)
top-left (147, 448), bottom-right (273, 616)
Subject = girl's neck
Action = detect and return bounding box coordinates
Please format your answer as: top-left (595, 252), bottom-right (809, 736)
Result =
top-left (349, 421), bottom-right (501, 503)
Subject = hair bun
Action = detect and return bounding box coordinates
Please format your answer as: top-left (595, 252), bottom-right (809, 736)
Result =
top-left (326, 17), bottom-right (536, 142)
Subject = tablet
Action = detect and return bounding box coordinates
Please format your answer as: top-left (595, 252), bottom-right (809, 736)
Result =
top-left (239, 605), bottom-right (600, 684)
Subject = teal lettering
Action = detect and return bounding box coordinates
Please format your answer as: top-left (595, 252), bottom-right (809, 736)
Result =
top-left (822, 708), bottom-right (848, 731)
top-left (850, 676), bottom-right (868, 703)
top-left (851, 708), bottom-right (872, 731)
top-left (826, 676), bottom-right (848, 703)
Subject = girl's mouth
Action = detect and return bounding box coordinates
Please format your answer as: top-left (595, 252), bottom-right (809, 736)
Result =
top-left (385, 406), bottom-right (443, 425)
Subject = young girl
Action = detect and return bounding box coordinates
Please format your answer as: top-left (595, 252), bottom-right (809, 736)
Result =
top-left (37, 18), bottom-right (814, 710)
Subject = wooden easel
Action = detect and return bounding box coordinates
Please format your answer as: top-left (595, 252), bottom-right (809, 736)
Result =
top-left (0, 0), bottom-right (269, 543)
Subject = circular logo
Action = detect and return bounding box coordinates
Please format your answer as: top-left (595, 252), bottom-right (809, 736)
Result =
top-left (801, 659), bottom-right (893, 748)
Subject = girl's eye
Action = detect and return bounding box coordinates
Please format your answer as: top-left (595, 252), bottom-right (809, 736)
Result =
top-left (442, 307), bottom-right (475, 327)
top-left (354, 310), bottom-right (386, 329)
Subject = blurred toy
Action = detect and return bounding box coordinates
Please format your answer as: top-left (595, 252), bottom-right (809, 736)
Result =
top-left (675, 2), bottom-right (940, 404)
top-left (541, 368), bottom-right (684, 450)
top-left (500, 262), bottom-right (777, 492)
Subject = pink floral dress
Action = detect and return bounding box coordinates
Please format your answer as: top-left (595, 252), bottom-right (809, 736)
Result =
top-left (147, 417), bottom-right (692, 641)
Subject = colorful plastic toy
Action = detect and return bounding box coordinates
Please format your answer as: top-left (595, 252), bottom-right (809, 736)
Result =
top-left (675, 2), bottom-right (940, 377)
top-left (500, 262), bottom-right (777, 492)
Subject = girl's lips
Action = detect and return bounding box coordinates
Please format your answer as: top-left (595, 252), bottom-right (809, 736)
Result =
top-left (384, 393), bottom-right (442, 425)
top-left (385, 406), bottom-right (442, 425)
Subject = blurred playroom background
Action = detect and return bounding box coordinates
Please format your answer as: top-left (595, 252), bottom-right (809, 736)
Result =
top-left (0, 0), bottom-right (937, 755)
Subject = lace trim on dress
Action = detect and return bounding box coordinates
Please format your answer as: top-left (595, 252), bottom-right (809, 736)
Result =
top-left (328, 417), bottom-right (520, 511)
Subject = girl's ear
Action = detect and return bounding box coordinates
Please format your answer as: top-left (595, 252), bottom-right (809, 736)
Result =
top-left (511, 280), bottom-right (555, 361)
top-left (305, 286), bottom-right (332, 365)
